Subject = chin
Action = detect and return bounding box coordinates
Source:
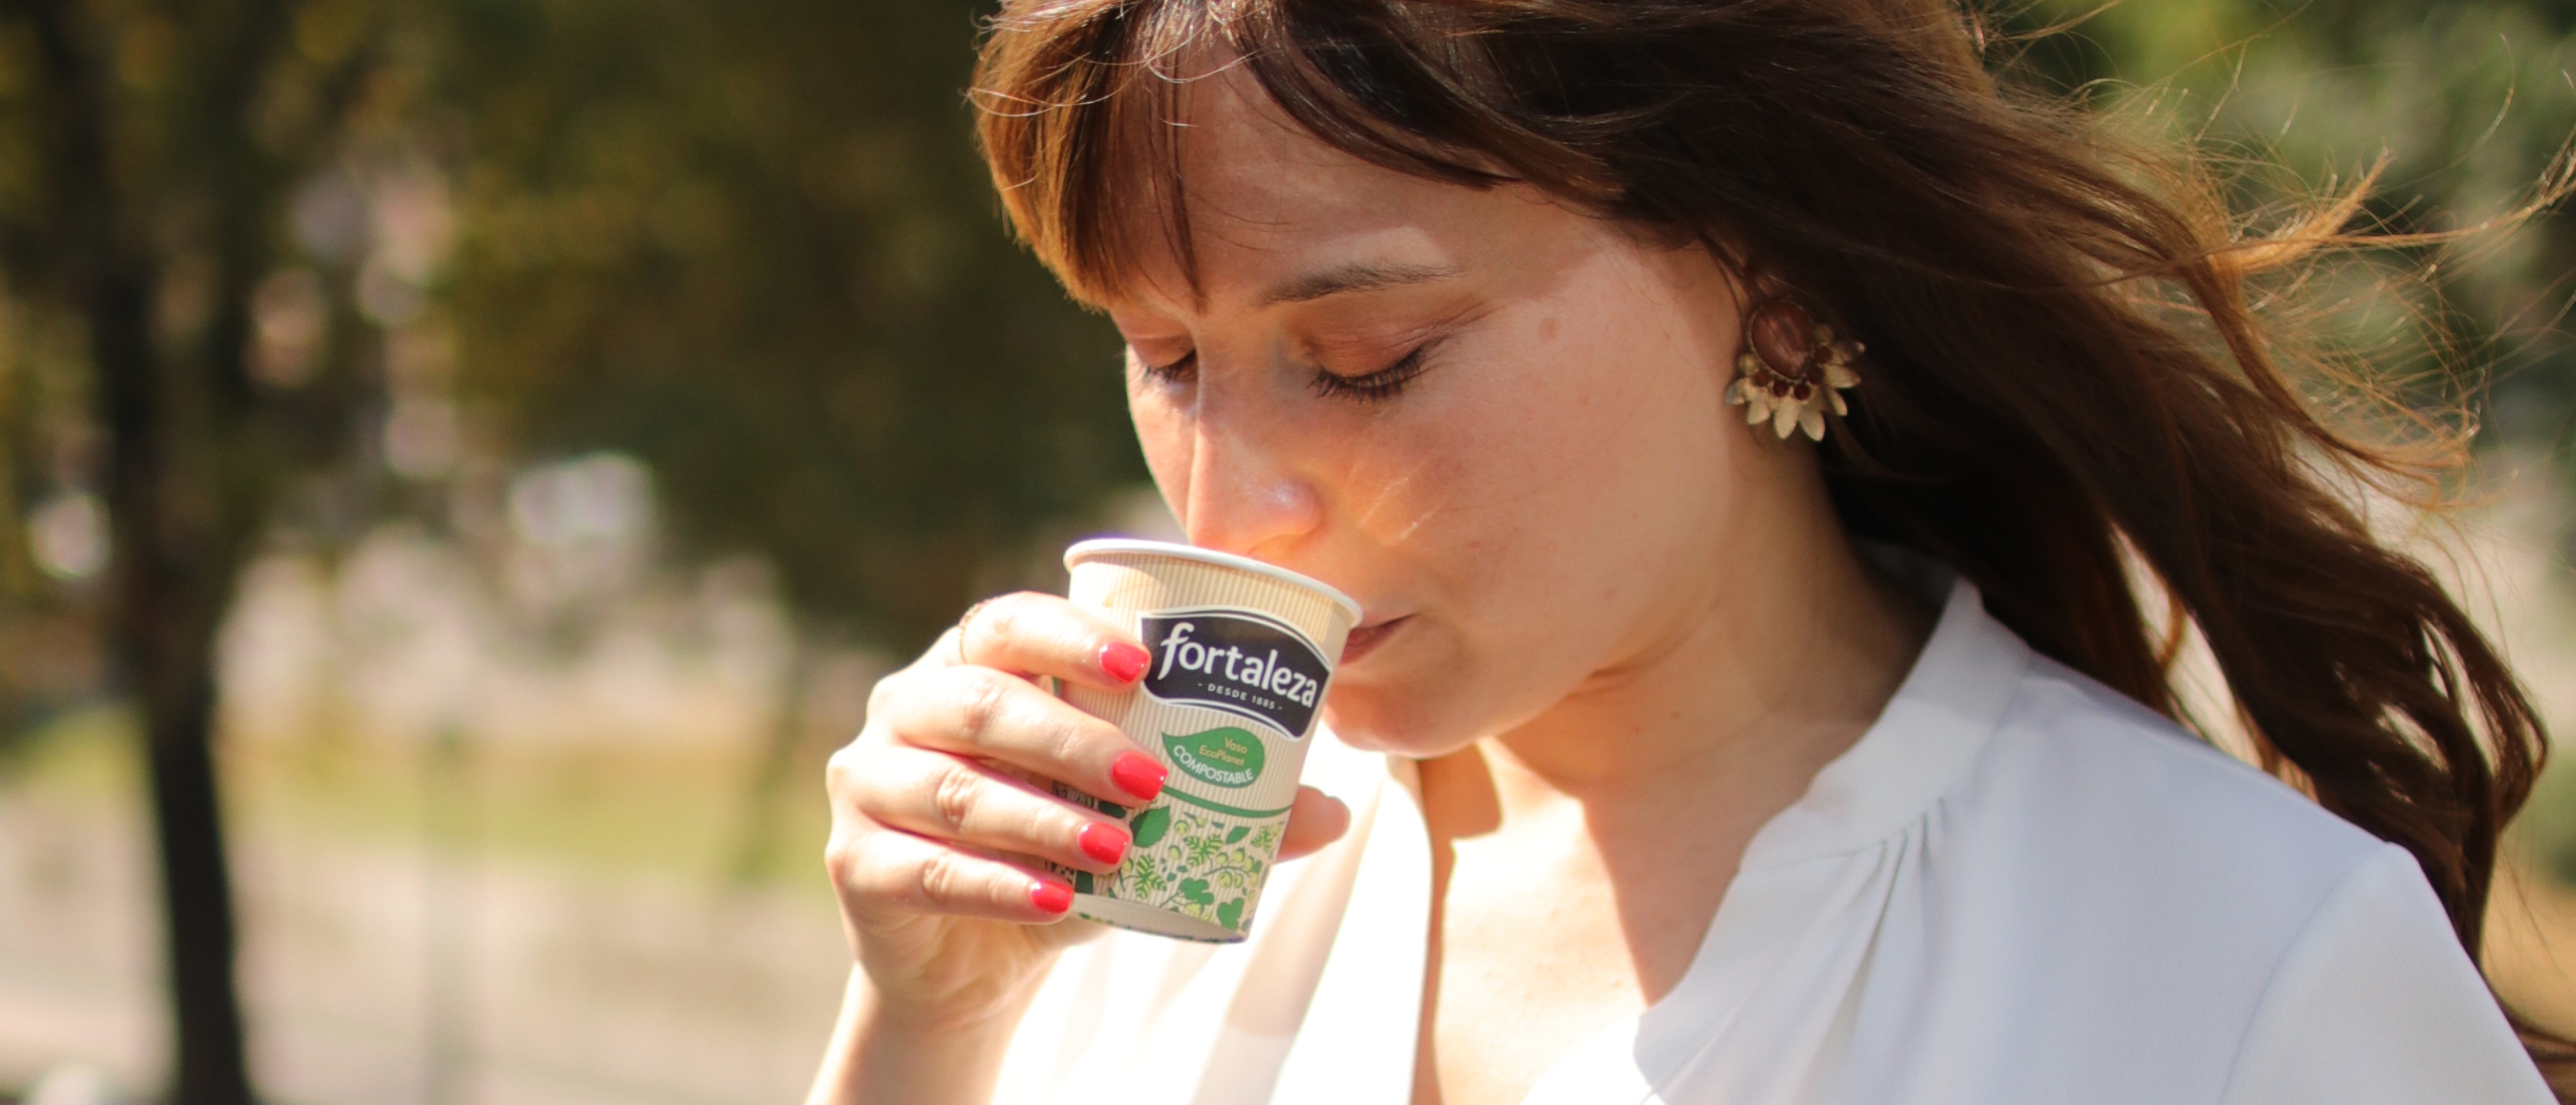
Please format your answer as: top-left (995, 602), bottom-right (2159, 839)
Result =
top-left (1317, 693), bottom-right (1481, 760)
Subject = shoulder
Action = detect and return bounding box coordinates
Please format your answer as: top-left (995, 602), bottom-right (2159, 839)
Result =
top-left (1885, 654), bottom-right (2547, 1100)
top-left (1915, 653), bottom-right (2379, 961)
top-left (1955, 653), bottom-right (2385, 911)
top-left (2215, 845), bottom-right (2555, 1103)
top-left (1825, 647), bottom-right (2551, 1101)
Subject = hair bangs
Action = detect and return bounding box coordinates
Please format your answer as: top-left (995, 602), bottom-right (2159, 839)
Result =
top-left (973, 0), bottom-right (1234, 306)
top-left (976, 0), bottom-right (1563, 307)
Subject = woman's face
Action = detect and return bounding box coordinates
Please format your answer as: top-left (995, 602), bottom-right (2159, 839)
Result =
top-left (1105, 70), bottom-right (1810, 758)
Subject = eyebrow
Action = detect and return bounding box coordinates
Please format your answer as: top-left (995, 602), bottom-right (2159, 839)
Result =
top-left (1255, 261), bottom-right (1464, 307)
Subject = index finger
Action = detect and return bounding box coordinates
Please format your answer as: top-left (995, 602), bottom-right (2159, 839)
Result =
top-left (955, 591), bottom-right (1151, 691)
top-left (883, 665), bottom-right (1168, 807)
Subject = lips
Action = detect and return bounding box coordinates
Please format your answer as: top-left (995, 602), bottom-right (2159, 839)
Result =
top-left (1340, 615), bottom-right (1407, 665)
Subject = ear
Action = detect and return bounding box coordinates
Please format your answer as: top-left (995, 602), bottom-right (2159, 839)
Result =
top-left (1723, 257), bottom-right (1792, 315)
top-left (1669, 224), bottom-right (1774, 307)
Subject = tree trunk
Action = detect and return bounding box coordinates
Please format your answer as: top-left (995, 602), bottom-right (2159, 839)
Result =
top-left (136, 646), bottom-right (254, 1105)
top-left (92, 222), bottom-right (257, 1105)
top-left (26, 2), bottom-right (261, 1101)
top-left (89, 161), bottom-right (259, 1105)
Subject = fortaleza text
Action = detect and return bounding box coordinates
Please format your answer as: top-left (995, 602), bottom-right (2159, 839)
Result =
top-left (1154, 621), bottom-right (1323, 708)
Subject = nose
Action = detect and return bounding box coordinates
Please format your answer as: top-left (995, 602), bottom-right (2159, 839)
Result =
top-left (1178, 407), bottom-right (1325, 558)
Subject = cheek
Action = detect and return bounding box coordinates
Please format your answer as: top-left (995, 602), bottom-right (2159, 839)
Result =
top-left (1434, 316), bottom-right (1734, 571)
top-left (1377, 304), bottom-right (1736, 723)
top-left (1129, 392), bottom-right (1195, 512)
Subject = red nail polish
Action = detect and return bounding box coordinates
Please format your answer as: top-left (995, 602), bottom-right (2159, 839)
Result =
top-left (1079, 821), bottom-right (1129, 865)
top-left (1100, 642), bottom-right (1150, 683)
top-left (1031, 881), bottom-right (1074, 914)
top-left (1110, 752), bottom-right (1168, 801)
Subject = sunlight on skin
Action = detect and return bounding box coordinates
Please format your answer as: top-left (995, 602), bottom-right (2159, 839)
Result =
top-left (1094, 61), bottom-right (1915, 770)
top-left (1088, 62), bottom-right (1935, 1105)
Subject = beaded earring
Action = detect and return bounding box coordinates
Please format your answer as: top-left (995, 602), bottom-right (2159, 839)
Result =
top-left (1724, 299), bottom-right (1863, 442)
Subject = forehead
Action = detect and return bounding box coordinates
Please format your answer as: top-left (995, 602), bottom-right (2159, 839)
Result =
top-left (1103, 63), bottom-right (1565, 317)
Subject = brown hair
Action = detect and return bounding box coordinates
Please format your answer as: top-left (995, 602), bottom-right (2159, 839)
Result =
top-left (972, 0), bottom-right (2568, 1086)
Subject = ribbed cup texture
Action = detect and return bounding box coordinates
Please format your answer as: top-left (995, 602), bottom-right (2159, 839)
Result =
top-left (1048, 549), bottom-right (1357, 941)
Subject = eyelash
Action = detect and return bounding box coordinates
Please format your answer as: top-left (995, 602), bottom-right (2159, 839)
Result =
top-left (1137, 344), bottom-right (1436, 404)
top-left (1138, 351), bottom-right (1198, 389)
top-left (1311, 344), bottom-right (1432, 404)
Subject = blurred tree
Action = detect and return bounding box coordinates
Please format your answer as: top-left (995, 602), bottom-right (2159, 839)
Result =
top-left (0, 0), bottom-right (1144, 1085)
top-left (433, 0), bottom-right (1147, 884)
top-left (441, 0), bottom-right (1140, 653)
top-left (0, 0), bottom-right (402, 1100)
top-left (2012, 0), bottom-right (2576, 452)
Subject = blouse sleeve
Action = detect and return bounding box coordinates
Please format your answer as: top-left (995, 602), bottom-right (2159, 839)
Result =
top-left (2218, 845), bottom-right (2554, 1104)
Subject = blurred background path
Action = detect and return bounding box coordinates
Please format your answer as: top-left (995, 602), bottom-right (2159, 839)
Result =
top-left (0, 524), bottom-right (866, 1105)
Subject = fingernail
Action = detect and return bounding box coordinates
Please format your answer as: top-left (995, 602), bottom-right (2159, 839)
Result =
top-left (1100, 642), bottom-right (1150, 683)
top-left (1031, 880), bottom-right (1074, 914)
top-left (1111, 752), bottom-right (1168, 801)
top-left (1078, 821), bottom-right (1129, 865)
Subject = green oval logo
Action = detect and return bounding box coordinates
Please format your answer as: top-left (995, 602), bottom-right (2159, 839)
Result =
top-left (1162, 726), bottom-right (1267, 789)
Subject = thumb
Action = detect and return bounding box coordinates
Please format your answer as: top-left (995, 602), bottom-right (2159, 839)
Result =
top-left (1274, 786), bottom-right (1353, 861)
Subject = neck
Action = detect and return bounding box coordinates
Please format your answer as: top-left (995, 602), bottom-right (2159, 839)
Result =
top-left (1439, 476), bottom-right (1931, 837)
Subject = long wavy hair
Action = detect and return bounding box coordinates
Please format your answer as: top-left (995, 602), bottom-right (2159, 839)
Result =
top-left (971, 0), bottom-right (2568, 1086)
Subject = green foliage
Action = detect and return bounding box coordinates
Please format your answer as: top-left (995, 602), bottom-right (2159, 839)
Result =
top-left (2012, 0), bottom-right (2576, 452)
top-left (439, 0), bottom-right (1142, 650)
top-left (0, 0), bottom-right (397, 723)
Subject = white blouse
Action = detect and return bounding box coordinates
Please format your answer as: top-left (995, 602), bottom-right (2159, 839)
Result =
top-left (991, 575), bottom-right (2551, 1104)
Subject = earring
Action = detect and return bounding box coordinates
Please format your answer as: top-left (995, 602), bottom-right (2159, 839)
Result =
top-left (1725, 299), bottom-right (1863, 442)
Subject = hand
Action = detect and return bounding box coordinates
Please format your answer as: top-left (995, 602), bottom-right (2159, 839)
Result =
top-left (823, 591), bottom-right (1353, 1030)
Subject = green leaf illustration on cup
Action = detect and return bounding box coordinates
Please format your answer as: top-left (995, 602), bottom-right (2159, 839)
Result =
top-left (1129, 806), bottom-right (1171, 848)
top-left (1070, 800), bottom-right (1282, 930)
top-left (1049, 775), bottom-right (1297, 938)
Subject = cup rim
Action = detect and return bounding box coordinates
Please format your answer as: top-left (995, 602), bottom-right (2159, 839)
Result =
top-left (1064, 539), bottom-right (1363, 624)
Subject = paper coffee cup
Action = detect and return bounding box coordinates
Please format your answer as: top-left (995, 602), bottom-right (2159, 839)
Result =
top-left (1046, 539), bottom-right (1362, 942)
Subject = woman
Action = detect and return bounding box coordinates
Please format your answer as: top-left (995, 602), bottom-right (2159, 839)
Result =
top-left (808, 1), bottom-right (2566, 1101)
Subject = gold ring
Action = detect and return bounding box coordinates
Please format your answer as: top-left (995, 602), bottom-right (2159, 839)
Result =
top-left (953, 597), bottom-right (995, 665)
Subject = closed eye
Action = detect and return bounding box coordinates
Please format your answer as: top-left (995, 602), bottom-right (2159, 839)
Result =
top-left (1138, 349), bottom-right (1198, 386)
top-left (1311, 343), bottom-right (1434, 404)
